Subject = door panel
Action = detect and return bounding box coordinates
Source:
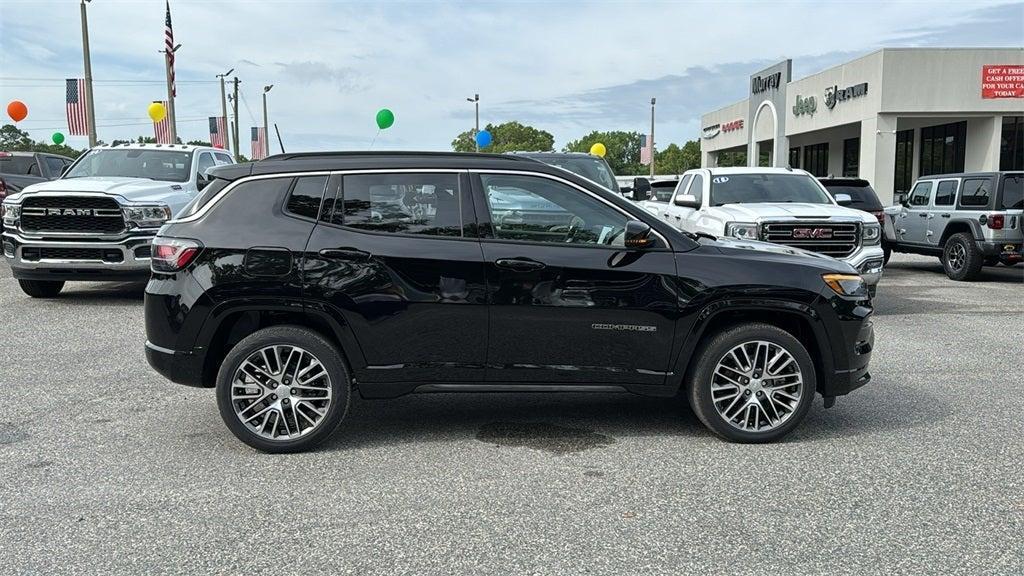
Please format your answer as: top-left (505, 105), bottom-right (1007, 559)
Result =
top-left (302, 172), bottom-right (488, 385)
top-left (899, 181), bottom-right (932, 244)
top-left (928, 179), bottom-right (959, 245)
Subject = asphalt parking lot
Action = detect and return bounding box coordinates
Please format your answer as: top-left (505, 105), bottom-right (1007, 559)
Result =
top-left (1, 254), bottom-right (1021, 575)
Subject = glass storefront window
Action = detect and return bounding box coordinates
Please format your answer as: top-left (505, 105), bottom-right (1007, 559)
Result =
top-left (1000, 116), bottom-right (1023, 171)
top-left (843, 137), bottom-right (860, 177)
top-left (803, 143), bottom-right (829, 177)
top-left (789, 147), bottom-right (800, 169)
top-left (919, 121), bottom-right (966, 176)
top-left (894, 129), bottom-right (914, 195)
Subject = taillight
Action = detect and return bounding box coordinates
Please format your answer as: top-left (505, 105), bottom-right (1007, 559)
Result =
top-left (151, 237), bottom-right (202, 272)
top-left (0, 177), bottom-right (7, 198)
top-left (870, 210), bottom-right (885, 226)
top-left (987, 214), bottom-right (1005, 230)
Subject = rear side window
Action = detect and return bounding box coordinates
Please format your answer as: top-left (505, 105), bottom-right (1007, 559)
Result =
top-left (1001, 174), bottom-right (1023, 209)
top-left (0, 156), bottom-right (37, 175)
top-left (338, 173), bottom-right (462, 237)
top-left (285, 176), bottom-right (328, 219)
top-left (959, 178), bottom-right (992, 208)
top-left (822, 184), bottom-right (883, 210)
top-left (934, 180), bottom-right (958, 206)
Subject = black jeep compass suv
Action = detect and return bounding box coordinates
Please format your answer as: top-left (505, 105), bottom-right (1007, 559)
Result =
top-left (145, 152), bottom-right (874, 452)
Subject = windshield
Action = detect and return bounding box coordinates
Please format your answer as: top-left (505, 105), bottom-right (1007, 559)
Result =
top-left (1001, 174), bottom-right (1023, 210)
top-left (710, 173), bottom-right (832, 206)
top-left (526, 155), bottom-right (619, 192)
top-left (65, 149), bottom-right (193, 182)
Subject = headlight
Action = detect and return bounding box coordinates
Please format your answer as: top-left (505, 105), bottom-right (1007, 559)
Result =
top-left (725, 222), bottom-right (759, 240)
top-left (822, 273), bottom-right (867, 297)
top-left (862, 223), bottom-right (881, 245)
top-left (1, 202), bottom-right (20, 226)
top-left (123, 204), bottom-right (172, 228)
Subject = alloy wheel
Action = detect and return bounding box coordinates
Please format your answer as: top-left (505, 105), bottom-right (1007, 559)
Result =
top-left (710, 340), bottom-right (804, 432)
top-left (947, 242), bottom-right (966, 271)
top-left (230, 345), bottom-right (332, 441)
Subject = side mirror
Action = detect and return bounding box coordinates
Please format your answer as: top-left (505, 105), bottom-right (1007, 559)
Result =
top-left (896, 193), bottom-right (908, 207)
top-left (624, 220), bottom-right (655, 249)
top-left (834, 193), bottom-right (853, 206)
top-left (632, 177), bottom-right (652, 199)
top-left (673, 194), bottom-right (700, 209)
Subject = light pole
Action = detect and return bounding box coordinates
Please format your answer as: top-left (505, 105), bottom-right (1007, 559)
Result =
top-left (466, 94), bottom-right (479, 151)
top-left (649, 97), bottom-right (656, 178)
top-left (160, 43), bottom-right (182, 143)
top-left (216, 68), bottom-right (234, 154)
top-left (230, 77), bottom-right (240, 161)
top-left (79, 0), bottom-right (97, 147)
top-left (262, 84), bottom-right (273, 158)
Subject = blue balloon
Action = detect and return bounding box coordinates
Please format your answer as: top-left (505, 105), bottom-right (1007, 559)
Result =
top-left (475, 129), bottom-right (492, 148)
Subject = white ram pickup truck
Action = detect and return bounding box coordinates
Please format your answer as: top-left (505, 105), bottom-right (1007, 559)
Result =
top-left (657, 167), bottom-right (884, 294)
top-left (1, 144), bottom-right (234, 297)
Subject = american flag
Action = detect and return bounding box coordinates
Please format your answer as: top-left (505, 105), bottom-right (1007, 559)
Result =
top-left (164, 0), bottom-right (176, 97)
top-left (209, 116), bottom-right (227, 149)
top-left (251, 127), bottom-right (267, 160)
top-left (153, 101), bottom-right (172, 143)
top-left (65, 78), bottom-right (89, 136)
top-left (640, 134), bottom-right (654, 166)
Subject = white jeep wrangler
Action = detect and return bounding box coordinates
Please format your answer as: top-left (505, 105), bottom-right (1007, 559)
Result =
top-left (655, 167), bottom-right (884, 292)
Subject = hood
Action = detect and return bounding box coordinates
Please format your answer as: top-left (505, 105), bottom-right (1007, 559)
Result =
top-left (700, 235), bottom-right (857, 273)
top-left (709, 202), bottom-right (871, 222)
top-left (14, 176), bottom-right (189, 204)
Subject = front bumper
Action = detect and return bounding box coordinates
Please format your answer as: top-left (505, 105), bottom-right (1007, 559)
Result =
top-left (3, 230), bottom-right (155, 282)
top-left (823, 314), bottom-right (874, 398)
top-left (842, 244), bottom-right (885, 286)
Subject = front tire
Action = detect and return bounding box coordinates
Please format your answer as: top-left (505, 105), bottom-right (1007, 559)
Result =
top-left (687, 323), bottom-right (816, 443)
top-left (215, 325), bottom-right (351, 453)
top-left (882, 243), bottom-right (892, 265)
top-left (18, 279), bottom-right (64, 298)
top-left (941, 232), bottom-right (983, 281)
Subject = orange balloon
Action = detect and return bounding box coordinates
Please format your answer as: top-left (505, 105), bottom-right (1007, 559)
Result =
top-left (7, 100), bottom-right (28, 122)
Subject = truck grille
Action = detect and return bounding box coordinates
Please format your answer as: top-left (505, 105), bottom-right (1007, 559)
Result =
top-left (20, 196), bottom-right (125, 234)
top-left (21, 247), bottom-right (124, 262)
top-left (762, 222), bottom-right (860, 258)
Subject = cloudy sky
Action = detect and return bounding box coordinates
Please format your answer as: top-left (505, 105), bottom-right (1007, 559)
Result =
top-left (1, 0), bottom-right (1021, 153)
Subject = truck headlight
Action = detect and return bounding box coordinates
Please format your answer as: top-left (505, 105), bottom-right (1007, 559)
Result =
top-left (123, 204), bottom-right (172, 228)
top-left (725, 222), bottom-right (759, 240)
top-left (862, 223), bottom-right (881, 245)
top-left (822, 273), bottom-right (867, 297)
top-left (1, 202), bottom-right (20, 226)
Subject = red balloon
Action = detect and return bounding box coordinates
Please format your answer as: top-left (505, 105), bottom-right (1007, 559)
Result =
top-left (7, 100), bottom-right (28, 122)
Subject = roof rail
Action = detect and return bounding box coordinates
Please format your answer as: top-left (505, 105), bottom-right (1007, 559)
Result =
top-left (261, 150), bottom-right (535, 163)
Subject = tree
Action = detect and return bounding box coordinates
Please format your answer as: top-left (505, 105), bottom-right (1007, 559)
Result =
top-left (0, 124), bottom-right (84, 159)
top-left (717, 150), bottom-right (747, 167)
top-left (562, 131), bottom-right (645, 175)
top-left (451, 121), bottom-right (554, 154)
top-left (654, 140), bottom-right (702, 175)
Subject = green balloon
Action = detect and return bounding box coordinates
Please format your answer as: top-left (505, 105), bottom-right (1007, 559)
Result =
top-left (375, 108), bottom-right (395, 130)
top-left (52, 132), bottom-right (65, 145)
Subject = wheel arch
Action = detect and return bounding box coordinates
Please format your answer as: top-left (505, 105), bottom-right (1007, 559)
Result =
top-left (670, 298), bottom-right (833, 396)
top-left (938, 219), bottom-right (981, 246)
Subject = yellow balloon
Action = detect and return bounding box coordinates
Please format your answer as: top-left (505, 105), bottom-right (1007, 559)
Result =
top-left (589, 142), bottom-right (606, 157)
top-left (147, 102), bottom-right (167, 123)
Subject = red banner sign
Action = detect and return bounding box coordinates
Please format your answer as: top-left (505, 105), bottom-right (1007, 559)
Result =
top-left (982, 65), bottom-right (1024, 99)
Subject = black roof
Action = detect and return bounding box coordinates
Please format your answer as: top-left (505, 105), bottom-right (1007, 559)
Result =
top-left (819, 177), bottom-right (871, 186)
top-left (917, 171), bottom-right (1020, 179)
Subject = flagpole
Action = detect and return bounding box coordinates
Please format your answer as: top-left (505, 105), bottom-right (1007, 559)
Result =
top-left (231, 77), bottom-right (240, 161)
top-left (161, 46), bottom-right (180, 143)
top-left (262, 85), bottom-right (273, 159)
top-left (649, 97), bottom-right (656, 178)
top-left (80, 0), bottom-right (97, 147)
top-left (217, 68), bottom-right (233, 153)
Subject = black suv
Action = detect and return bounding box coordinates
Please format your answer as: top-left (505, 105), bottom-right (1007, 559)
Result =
top-left (145, 152), bottom-right (874, 452)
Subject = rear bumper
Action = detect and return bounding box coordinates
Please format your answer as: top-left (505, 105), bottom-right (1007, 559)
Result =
top-left (145, 341), bottom-right (207, 388)
top-left (3, 230), bottom-right (154, 281)
top-left (977, 240), bottom-right (1023, 263)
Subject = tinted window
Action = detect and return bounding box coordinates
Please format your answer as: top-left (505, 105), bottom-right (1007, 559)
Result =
top-left (821, 183), bottom-right (882, 210)
top-left (181, 178), bottom-right (230, 217)
top-left (689, 174), bottom-right (704, 204)
top-left (959, 178), bottom-right (991, 208)
top-left (710, 173), bottom-right (830, 206)
top-left (908, 182), bottom-right (932, 206)
top-left (481, 173), bottom-right (628, 246)
top-left (340, 173), bottom-right (462, 237)
top-left (934, 180), bottom-right (957, 206)
top-left (1001, 174), bottom-right (1023, 209)
top-left (285, 176), bottom-right (328, 219)
top-left (650, 182), bottom-right (676, 202)
top-left (44, 156), bottom-right (66, 175)
top-left (521, 155), bottom-right (619, 192)
top-left (0, 156), bottom-right (37, 175)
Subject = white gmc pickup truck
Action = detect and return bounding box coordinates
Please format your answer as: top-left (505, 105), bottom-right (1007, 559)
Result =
top-left (650, 167), bottom-right (884, 293)
top-left (1, 144), bottom-right (234, 297)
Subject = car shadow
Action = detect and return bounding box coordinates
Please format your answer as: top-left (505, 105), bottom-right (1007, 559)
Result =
top-left (38, 281), bottom-right (147, 304)
top-left (885, 259), bottom-right (1023, 284)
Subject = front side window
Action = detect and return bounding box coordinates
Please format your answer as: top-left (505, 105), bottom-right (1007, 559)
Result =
top-left (959, 178), bottom-right (991, 208)
top-left (481, 173), bottom-right (628, 247)
top-left (689, 174), bottom-right (705, 204)
top-left (908, 182), bottom-right (932, 206)
top-left (45, 156), bottom-right (66, 175)
top-left (64, 149), bottom-right (192, 182)
top-left (672, 174), bottom-right (693, 202)
top-left (196, 152), bottom-right (216, 177)
top-left (339, 173), bottom-right (462, 237)
top-left (285, 176), bottom-right (328, 219)
top-left (709, 173), bottom-right (831, 206)
top-left (934, 180), bottom-right (958, 206)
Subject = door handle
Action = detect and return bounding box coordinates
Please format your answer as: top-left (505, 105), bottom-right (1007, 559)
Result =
top-left (495, 257), bottom-right (545, 272)
top-left (919, 213), bottom-right (928, 218)
top-left (319, 247), bottom-right (371, 260)
top-left (940, 213), bottom-right (951, 218)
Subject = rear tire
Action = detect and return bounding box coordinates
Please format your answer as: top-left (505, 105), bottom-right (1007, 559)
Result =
top-left (882, 243), bottom-right (892, 265)
top-left (215, 325), bottom-right (351, 453)
top-left (686, 323), bottom-right (816, 443)
top-left (941, 232), bottom-right (983, 281)
top-left (18, 279), bottom-right (64, 298)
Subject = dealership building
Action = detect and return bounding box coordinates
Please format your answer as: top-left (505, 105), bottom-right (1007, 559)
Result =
top-left (699, 48), bottom-right (1024, 204)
